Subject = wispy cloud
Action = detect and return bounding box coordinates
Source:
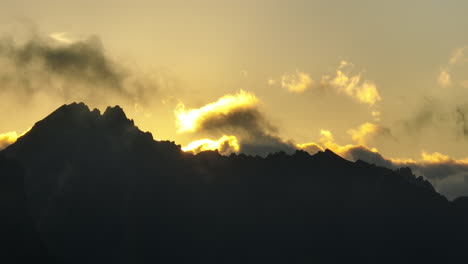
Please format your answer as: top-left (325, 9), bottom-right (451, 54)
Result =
top-left (438, 46), bottom-right (468, 88)
top-left (449, 46), bottom-right (468, 65)
top-left (0, 32), bottom-right (163, 106)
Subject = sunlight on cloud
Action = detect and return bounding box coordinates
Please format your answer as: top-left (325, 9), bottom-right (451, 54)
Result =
top-left (421, 151), bottom-right (468, 165)
top-left (49, 32), bottom-right (73, 44)
top-left (422, 151), bottom-right (452, 163)
top-left (327, 70), bottom-right (360, 92)
top-left (0, 128), bottom-right (30, 150)
top-left (175, 90), bottom-right (258, 133)
top-left (438, 68), bottom-right (452, 87)
top-left (371, 111), bottom-right (381, 121)
top-left (279, 60), bottom-right (382, 105)
top-left (449, 46), bottom-right (467, 65)
top-left (175, 90), bottom-right (295, 156)
top-left (296, 142), bottom-right (323, 155)
top-left (297, 127), bottom-right (468, 199)
top-left (387, 157), bottom-right (417, 164)
top-left (319, 129), bottom-right (379, 156)
top-left (182, 135), bottom-right (240, 155)
top-left (355, 81), bottom-right (380, 105)
top-left (281, 70), bottom-right (313, 93)
top-left (0, 131), bottom-right (19, 150)
top-left (347, 122), bottom-right (389, 146)
top-left (438, 46), bottom-right (468, 88)
top-left (323, 61), bottom-right (381, 105)
top-left (297, 129), bottom-right (378, 157)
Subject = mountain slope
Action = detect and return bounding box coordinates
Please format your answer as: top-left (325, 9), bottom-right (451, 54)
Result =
top-left (1, 103), bottom-right (467, 263)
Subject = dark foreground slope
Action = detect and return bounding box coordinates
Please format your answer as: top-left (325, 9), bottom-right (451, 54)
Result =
top-left (1, 103), bottom-right (468, 263)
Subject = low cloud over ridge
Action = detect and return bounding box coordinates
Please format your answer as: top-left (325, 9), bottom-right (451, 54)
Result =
top-left (0, 131), bottom-right (19, 150)
top-left (0, 129), bottom-right (30, 150)
top-left (298, 128), bottom-right (468, 200)
top-left (175, 90), bottom-right (295, 156)
top-left (181, 135), bottom-right (239, 155)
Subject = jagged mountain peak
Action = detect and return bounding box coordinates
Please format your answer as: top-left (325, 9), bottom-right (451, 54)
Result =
top-left (102, 105), bottom-right (133, 125)
top-left (38, 102), bottom-right (132, 128)
top-left (311, 148), bottom-right (351, 165)
top-left (2, 102), bottom-right (175, 161)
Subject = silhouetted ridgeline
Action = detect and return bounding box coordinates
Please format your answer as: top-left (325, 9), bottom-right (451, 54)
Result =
top-left (1, 102), bottom-right (468, 263)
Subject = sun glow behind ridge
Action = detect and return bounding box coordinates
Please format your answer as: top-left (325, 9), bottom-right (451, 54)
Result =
top-left (182, 135), bottom-right (240, 155)
top-left (174, 90), bottom-right (258, 133)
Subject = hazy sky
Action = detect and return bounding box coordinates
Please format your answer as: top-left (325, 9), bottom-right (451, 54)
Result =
top-left (2, 1), bottom-right (468, 197)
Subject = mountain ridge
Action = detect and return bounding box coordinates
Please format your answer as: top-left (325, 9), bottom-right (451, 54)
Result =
top-left (1, 102), bottom-right (467, 263)
top-left (1, 102), bottom-right (439, 193)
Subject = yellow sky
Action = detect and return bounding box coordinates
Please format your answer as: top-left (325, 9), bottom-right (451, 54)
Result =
top-left (2, 0), bottom-right (468, 162)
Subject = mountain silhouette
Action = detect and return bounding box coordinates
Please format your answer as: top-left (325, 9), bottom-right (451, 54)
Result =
top-left (1, 102), bottom-right (467, 263)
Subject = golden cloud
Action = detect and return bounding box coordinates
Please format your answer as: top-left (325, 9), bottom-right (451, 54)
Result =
top-left (0, 128), bottom-right (30, 150)
top-left (438, 46), bottom-right (468, 88)
top-left (347, 122), bottom-right (391, 146)
top-left (281, 70), bottom-right (313, 93)
top-left (324, 64), bottom-right (381, 105)
top-left (182, 135), bottom-right (240, 155)
top-left (371, 111), bottom-right (381, 121)
top-left (175, 90), bottom-right (258, 133)
top-left (296, 142), bottom-right (323, 155)
top-left (438, 68), bottom-right (452, 87)
top-left (0, 131), bottom-right (19, 150)
top-left (297, 127), bottom-right (468, 199)
top-left (348, 123), bottom-right (378, 145)
top-left (301, 129), bottom-right (468, 168)
top-left (48, 32), bottom-right (73, 44)
top-left (297, 129), bottom-right (379, 157)
top-left (277, 61), bottom-right (381, 105)
top-left (421, 151), bottom-right (468, 165)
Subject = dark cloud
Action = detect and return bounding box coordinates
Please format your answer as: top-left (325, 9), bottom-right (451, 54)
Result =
top-left (456, 104), bottom-right (468, 138)
top-left (0, 33), bottom-right (158, 105)
top-left (398, 98), bottom-right (468, 139)
top-left (197, 108), bottom-right (277, 137)
top-left (411, 163), bottom-right (468, 200)
top-left (342, 145), bottom-right (397, 169)
top-left (240, 135), bottom-right (296, 157)
top-left (400, 97), bottom-right (439, 134)
top-left (192, 108), bottom-right (295, 156)
top-left (203, 109), bottom-right (295, 156)
top-left (336, 145), bottom-right (468, 200)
